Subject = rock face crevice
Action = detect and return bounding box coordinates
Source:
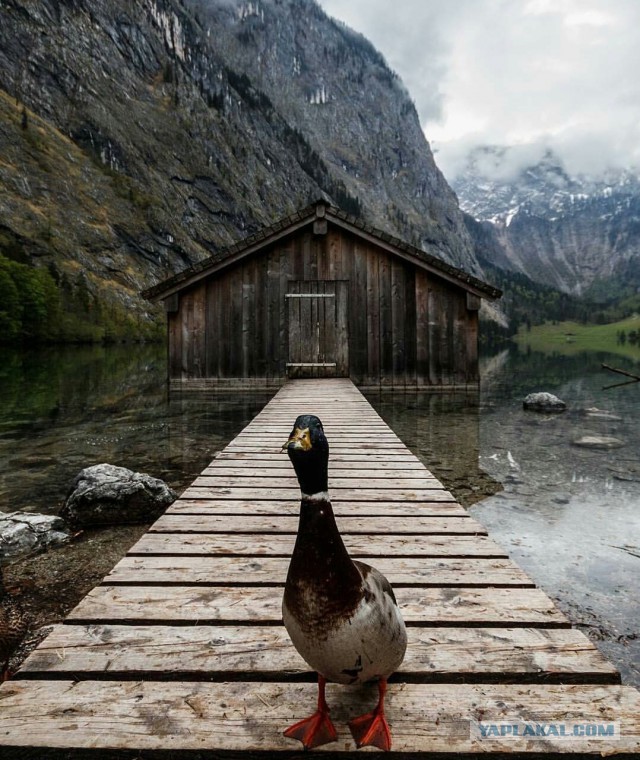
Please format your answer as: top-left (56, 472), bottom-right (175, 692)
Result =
top-left (0, 0), bottom-right (479, 326)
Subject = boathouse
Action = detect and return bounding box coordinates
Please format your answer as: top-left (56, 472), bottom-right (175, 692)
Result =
top-left (142, 201), bottom-right (501, 391)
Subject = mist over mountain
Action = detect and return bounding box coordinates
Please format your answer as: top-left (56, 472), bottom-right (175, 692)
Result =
top-left (451, 146), bottom-right (640, 300)
top-left (0, 0), bottom-right (478, 340)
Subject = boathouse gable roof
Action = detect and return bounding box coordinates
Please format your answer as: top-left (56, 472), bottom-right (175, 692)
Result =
top-left (142, 200), bottom-right (502, 302)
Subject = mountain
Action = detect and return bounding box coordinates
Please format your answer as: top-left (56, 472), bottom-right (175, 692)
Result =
top-left (0, 0), bottom-right (478, 341)
top-left (451, 146), bottom-right (640, 299)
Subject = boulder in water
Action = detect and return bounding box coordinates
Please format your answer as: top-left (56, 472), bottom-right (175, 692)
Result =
top-left (523, 392), bottom-right (567, 412)
top-left (572, 435), bottom-right (625, 450)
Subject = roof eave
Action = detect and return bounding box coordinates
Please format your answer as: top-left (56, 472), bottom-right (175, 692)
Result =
top-left (142, 200), bottom-right (502, 302)
top-left (142, 212), bottom-right (316, 302)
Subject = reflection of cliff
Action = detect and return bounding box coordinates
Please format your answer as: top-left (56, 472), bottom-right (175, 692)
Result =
top-left (364, 392), bottom-right (502, 506)
top-left (0, 345), bottom-right (164, 423)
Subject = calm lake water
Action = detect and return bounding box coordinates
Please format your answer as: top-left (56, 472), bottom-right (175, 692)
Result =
top-left (1, 343), bottom-right (638, 685)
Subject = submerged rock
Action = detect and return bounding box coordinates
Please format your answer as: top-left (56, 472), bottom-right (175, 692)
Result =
top-left (583, 407), bottom-right (623, 421)
top-left (572, 435), bottom-right (625, 450)
top-left (61, 464), bottom-right (176, 528)
top-left (0, 512), bottom-right (71, 565)
top-left (523, 392), bottom-right (567, 412)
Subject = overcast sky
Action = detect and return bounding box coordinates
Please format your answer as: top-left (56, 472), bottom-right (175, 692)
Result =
top-left (317, 0), bottom-right (640, 181)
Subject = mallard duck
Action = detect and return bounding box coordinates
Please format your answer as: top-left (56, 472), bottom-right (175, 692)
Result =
top-left (1, 573), bottom-right (27, 682)
top-left (282, 414), bottom-right (407, 751)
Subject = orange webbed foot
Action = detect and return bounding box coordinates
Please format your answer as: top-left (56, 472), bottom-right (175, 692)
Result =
top-left (284, 708), bottom-right (338, 749)
top-left (348, 709), bottom-right (391, 751)
top-left (348, 677), bottom-right (393, 751)
top-left (283, 674), bottom-right (338, 750)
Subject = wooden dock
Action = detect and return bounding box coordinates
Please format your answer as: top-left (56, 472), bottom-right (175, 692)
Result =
top-left (1, 378), bottom-right (639, 756)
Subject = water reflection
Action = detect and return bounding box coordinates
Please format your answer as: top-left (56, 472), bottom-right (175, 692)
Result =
top-left (1, 343), bottom-right (638, 687)
top-left (472, 347), bottom-right (640, 688)
top-left (366, 348), bottom-right (639, 687)
top-left (0, 345), bottom-right (272, 514)
top-left (362, 390), bottom-right (501, 505)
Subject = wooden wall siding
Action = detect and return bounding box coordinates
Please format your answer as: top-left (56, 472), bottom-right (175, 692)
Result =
top-left (168, 227), bottom-right (480, 388)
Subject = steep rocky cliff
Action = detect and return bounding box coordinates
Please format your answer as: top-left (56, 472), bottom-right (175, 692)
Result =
top-left (0, 0), bottom-right (478, 338)
top-left (452, 147), bottom-right (640, 299)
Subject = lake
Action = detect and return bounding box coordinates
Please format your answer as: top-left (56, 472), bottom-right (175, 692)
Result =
top-left (1, 342), bottom-right (638, 686)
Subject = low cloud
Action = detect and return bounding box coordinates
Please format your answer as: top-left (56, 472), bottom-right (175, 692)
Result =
top-left (318, 0), bottom-right (640, 180)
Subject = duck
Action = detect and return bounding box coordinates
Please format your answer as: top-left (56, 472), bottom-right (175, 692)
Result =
top-left (281, 414), bottom-right (407, 751)
top-left (0, 571), bottom-right (27, 683)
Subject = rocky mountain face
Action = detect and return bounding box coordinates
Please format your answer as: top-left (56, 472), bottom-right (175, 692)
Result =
top-left (0, 0), bottom-right (478, 336)
top-left (452, 147), bottom-right (640, 298)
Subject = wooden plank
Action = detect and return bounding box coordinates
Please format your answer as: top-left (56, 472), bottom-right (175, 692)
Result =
top-left (404, 265), bottom-right (417, 385)
top-left (266, 246), bottom-right (280, 380)
top-left (241, 424), bottom-right (394, 433)
top-left (127, 533), bottom-right (506, 557)
top-left (379, 249), bottom-right (393, 386)
top-left (177, 487), bottom-right (451, 501)
top-left (168, 499), bottom-right (466, 516)
top-left (228, 429), bottom-right (402, 438)
top-left (214, 451), bottom-right (423, 462)
top-left (223, 446), bottom-right (412, 456)
top-left (167, 312), bottom-right (182, 380)
top-left (104, 556), bottom-right (535, 587)
top-left (366, 246), bottom-right (380, 381)
top-left (334, 279), bottom-right (349, 376)
top-left (2, 681), bottom-right (638, 753)
top-left (66, 586), bottom-right (569, 626)
top-left (241, 264), bottom-right (255, 377)
top-left (350, 236), bottom-right (368, 383)
top-left (19, 625), bottom-right (616, 683)
top-left (191, 475), bottom-right (443, 489)
top-left (148, 515), bottom-right (484, 535)
top-left (391, 257), bottom-right (406, 386)
top-left (321, 281), bottom-right (337, 378)
top-left (232, 433), bottom-right (404, 443)
top-left (203, 464), bottom-right (429, 475)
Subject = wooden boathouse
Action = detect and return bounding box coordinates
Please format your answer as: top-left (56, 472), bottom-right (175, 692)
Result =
top-left (142, 201), bottom-right (501, 391)
top-left (1, 379), bottom-right (639, 755)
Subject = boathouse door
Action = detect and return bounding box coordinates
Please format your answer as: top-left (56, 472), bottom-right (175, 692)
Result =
top-left (286, 280), bottom-right (349, 378)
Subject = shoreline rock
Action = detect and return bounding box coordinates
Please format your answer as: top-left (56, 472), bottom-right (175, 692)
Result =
top-left (61, 463), bottom-right (177, 528)
top-left (0, 512), bottom-right (71, 566)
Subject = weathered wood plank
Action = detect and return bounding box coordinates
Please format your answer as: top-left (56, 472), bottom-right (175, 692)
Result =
top-left (177, 487), bottom-right (450, 501)
top-left (66, 586), bottom-right (569, 626)
top-left (366, 246), bottom-right (380, 381)
top-left (3, 681), bottom-right (637, 753)
top-left (214, 451), bottom-right (422, 462)
top-left (203, 464), bottom-right (429, 475)
top-left (191, 475), bottom-right (442, 489)
top-left (211, 452), bottom-right (431, 470)
top-left (148, 515), bottom-right (484, 535)
top-left (104, 556), bottom-right (529, 587)
top-left (222, 433), bottom-right (403, 442)
top-left (127, 533), bottom-right (507, 558)
top-left (225, 439), bottom-right (407, 449)
top-left (168, 499), bottom-right (466, 516)
top-left (20, 625), bottom-right (616, 682)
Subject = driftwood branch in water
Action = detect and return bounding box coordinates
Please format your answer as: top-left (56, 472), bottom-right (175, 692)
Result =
top-left (601, 363), bottom-right (640, 380)
top-left (601, 363), bottom-right (640, 390)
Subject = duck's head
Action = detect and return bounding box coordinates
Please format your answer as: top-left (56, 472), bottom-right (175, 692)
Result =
top-left (284, 414), bottom-right (329, 498)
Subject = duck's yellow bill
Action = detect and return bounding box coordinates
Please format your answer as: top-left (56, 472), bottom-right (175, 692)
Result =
top-left (283, 427), bottom-right (312, 451)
